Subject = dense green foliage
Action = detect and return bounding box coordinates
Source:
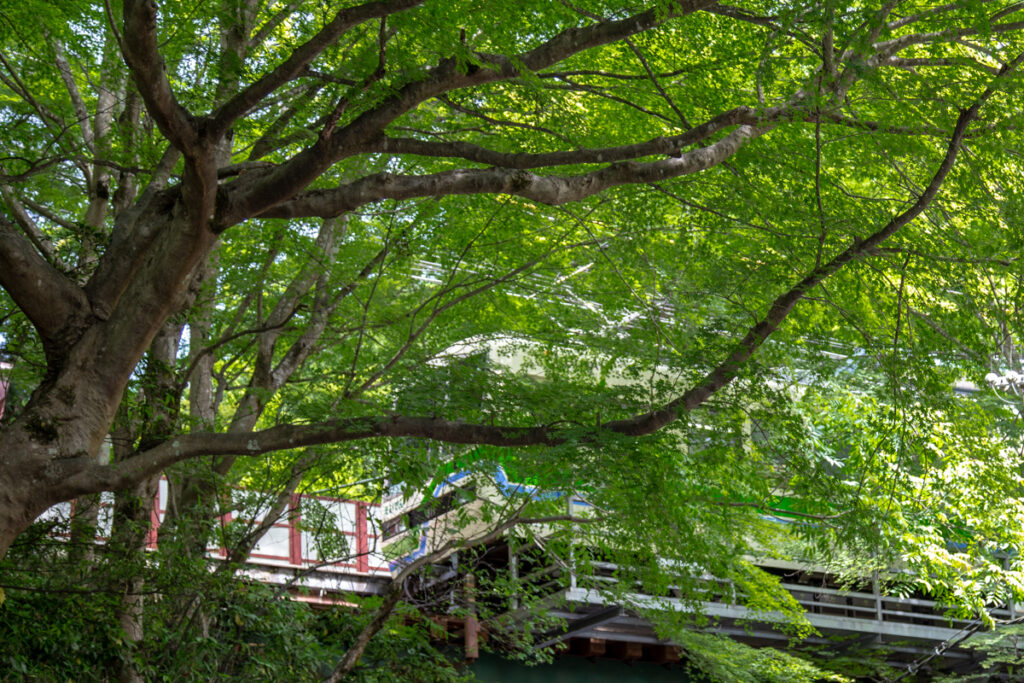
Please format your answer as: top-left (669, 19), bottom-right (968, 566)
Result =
top-left (2, 0), bottom-right (1024, 679)
top-left (0, 523), bottom-right (473, 681)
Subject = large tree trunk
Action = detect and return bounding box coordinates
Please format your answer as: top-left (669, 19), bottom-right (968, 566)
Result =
top-left (0, 430), bottom-right (58, 557)
top-left (0, 201), bottom-right (219, 558)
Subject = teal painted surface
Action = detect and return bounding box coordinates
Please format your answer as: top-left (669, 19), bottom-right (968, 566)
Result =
top-left (470, 653), bottom-right (695, 682)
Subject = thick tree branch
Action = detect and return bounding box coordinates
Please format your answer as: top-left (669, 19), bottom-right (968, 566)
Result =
top-left (0, 185), bottom-right (69, 270)
top-left (879, 56), bottom-right (1000, 75)
top-left (870, 19), bottom-right (1024, 61)
top-left (210, 0), bottom-right (424, 137)
top-left (67, 416), bottom-right (558, 495)
top-left (605, 105), bottom-right (985, 435)
top-left (0, 216), bottom-right (88, 343)
top-left (84, 146), bottom-right (180, 320)
top-left (372, 105), bottom-right (763, 168)
top-left (261, 123), bottom-right (766, 219)
top-left (120, 0), bottom-right (199, 153)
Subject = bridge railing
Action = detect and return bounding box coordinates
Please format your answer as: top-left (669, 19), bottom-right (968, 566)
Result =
top-left (512, 553), bottom-right (1008, 649)
top-left (36, 480), bottom-right (391, 578)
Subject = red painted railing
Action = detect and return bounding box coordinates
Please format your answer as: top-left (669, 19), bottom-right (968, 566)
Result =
top-left (41, 480), bottom-right (389, 577)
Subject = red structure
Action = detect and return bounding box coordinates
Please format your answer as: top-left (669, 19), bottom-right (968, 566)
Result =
top-left (47, 479), bottom-right (390, 585)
